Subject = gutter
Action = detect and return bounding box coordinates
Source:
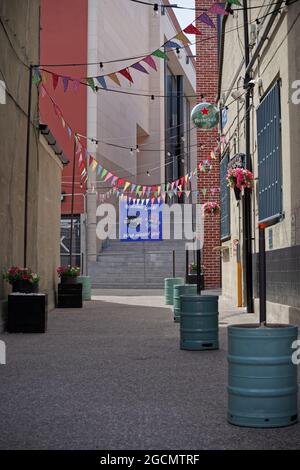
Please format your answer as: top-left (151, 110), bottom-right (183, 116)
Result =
top-left (39, 124), bottom-right (69, 165)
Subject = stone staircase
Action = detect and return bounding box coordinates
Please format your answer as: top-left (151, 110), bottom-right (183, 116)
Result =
top-left (89, 239), bottom-right (189, 289)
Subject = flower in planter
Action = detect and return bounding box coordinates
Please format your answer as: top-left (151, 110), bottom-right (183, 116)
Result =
top-left (3, 267), bottom-right (40, 285)
top-left (57, 266), bottom-right (80, 279)
top-left (226, 167), bottom-right (254, 191)
top-left (189, 262), bottom-right (205, 274)
top-left (204, 201), bottom-right (220, 215)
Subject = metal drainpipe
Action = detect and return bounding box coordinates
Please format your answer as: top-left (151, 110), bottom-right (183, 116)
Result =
top-left (242, 0), bottom-right (254, 313)
top-left (242, 0), bottom-right (284, 312)
top-left (244, 0), bottom-right (284, 79)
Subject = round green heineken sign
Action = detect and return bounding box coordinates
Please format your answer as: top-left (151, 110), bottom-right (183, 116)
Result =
top-left (191, 102), bottom-right (219, 129)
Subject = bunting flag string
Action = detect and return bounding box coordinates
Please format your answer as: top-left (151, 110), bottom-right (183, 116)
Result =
top-left (34, 3), bottom-right (228, 93)
top-left (77, 141), bottom-right (217, 198)
top-left (96, 186), bottom-right (221, 204)
top-left (40, 84), bottom-right (221, 194)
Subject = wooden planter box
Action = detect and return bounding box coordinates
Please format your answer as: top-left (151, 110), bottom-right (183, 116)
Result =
top-left (187, 273), bottom-right (205, 290)
top-left (57, 283), bottom-right (82, 309)
top-left (8, 294), bottom-right (48, 333)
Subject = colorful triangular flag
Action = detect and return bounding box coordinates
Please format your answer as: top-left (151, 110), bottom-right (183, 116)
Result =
top-left (91, 159), bottom-right (98, 172)
top-left (104, 172), bottom-right (113, 182)
top-left (119, 68), bottom-right (133, 83)
top-left (175, 32), bottom-right (192, 45)
top-left (131, 62), bottom-right (149, 74)
top-left (108, 73), bottom-right (121, 87)
top-left (32, 67), bottom-right (41, 85)
top-left (63, 77), bottom-right (69, 93)
top-left (40, 85), bottom-right (46, 98)
top-left (73, 79), bottom-right (80, 92)
top-left (41, 70), bottom-right (48, 83)
top-left (183, 24), bottom-right (202, 35)
top-left (165, 40), bottom-right (180, 49)
top-left (143, 55), bottom-right (157, 71)
top-left (198, 13), bottom-right (215, 28)
top-left (209, 4), bottom-right (229, 15)
top-left (96, 76), bottom-right (107, 89)
top-left (152, 50), bottom-right (169, 60)
top-left (87, 77), bottom-right (96, 91)
top-left (52, 73), bottom-right (59, 90)
top-left (100, 168), bottom-right (108, 179)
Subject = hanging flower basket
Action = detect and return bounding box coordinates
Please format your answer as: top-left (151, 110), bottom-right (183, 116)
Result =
top-left (226, 168), bottom-right (254, 197)
top-left (203, 202), bottom-right (220, 215)
top-left (57, 266), bottom-right (80, 284)
top-left (3, 267), bottom-right (39, 293)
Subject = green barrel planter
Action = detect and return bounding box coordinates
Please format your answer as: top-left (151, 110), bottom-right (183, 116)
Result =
top-left (164, 277), bottom-right (184, 305)
top-left (77, 276), bottom-right (92, 301)
top-left (173, 284), bottom-right (197, 323)
top-left (228, 324), bottom-right (298, 428)
top-left (180, 295), bottom-right (219, 350)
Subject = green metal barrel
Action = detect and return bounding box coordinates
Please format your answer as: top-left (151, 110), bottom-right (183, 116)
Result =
top-left (77, 276), bottom-right (92, 301)
top-left (173, 284), bottom-right (197, 323)
top-left (164, 277), bottom-right (184, 305)
top-left (180, 295), bottom-right (219, 350)
top-left (228, 324), bottom-right (298, 428)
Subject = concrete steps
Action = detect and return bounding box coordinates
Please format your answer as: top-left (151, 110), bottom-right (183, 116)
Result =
top-left (89, 239), bottom-right (188, 289)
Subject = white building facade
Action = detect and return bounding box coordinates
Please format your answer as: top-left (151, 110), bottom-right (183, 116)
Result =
top-left (85, 0), bottom-right (197, 264)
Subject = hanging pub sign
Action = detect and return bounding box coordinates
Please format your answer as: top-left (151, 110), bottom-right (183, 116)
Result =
top-left (191, 102), bottom-right (219, 130)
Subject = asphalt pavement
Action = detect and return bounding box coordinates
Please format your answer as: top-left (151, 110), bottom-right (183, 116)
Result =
top-left (0, 291), bottom-right (299, 450)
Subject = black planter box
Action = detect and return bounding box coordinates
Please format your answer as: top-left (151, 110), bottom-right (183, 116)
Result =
top-left (57, 283), bottom-right (82, 308)
top-left (187, 273), bottom-right (205, 290)
top-left (8, 294), bottom-right (48, 333)
top-left (12, 280), bottom-right (39, 294)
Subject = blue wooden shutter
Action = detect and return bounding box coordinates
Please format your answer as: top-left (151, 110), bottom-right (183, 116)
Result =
top-left (257, 81), bottom-right (282, 222)
top-left (220, 154), bottom-right (230, 239)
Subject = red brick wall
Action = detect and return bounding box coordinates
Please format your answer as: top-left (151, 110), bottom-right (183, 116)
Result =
top-left (196, 0), bottom-right (221, 288)
top-left (40, 0), bottom-right (88, 215)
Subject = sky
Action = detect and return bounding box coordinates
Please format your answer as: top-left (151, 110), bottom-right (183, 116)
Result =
top-left (173, 0), bottom-right (196, 54)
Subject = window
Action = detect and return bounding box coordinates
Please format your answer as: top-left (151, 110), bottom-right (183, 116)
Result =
top-left (220, 153), bottom-right (230, 239)
top-left (165, 68), bottom-right (184, 182)
top-left (257, 80), bottom-right (282, 223)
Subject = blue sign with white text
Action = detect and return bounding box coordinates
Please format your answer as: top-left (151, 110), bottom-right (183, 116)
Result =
top-left (119, 200), bottom-right (163, 242)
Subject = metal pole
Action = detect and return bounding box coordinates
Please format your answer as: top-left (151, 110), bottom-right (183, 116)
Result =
top-left (197, 249), bottom-right (201, 296)
top-left (259, 224), bottom-right (267, 326)
top-left (173, 250), bottom-right (176, 277)
top-left (24, 65), bottom-right (33, 267)
top-left (69, 135), bottom-right (77, 266)
top-left (185, 250), bottom-right (189, 283)
top-left (243, 0), bottom-right (254, 313)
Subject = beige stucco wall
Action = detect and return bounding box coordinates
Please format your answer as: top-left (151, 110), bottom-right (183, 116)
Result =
top-left (37, 137), bottom-right (63, 310)
top-left (219, 1), bottom-right (300, 322)
top-left (0, 0), bottom-right (63, 328)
